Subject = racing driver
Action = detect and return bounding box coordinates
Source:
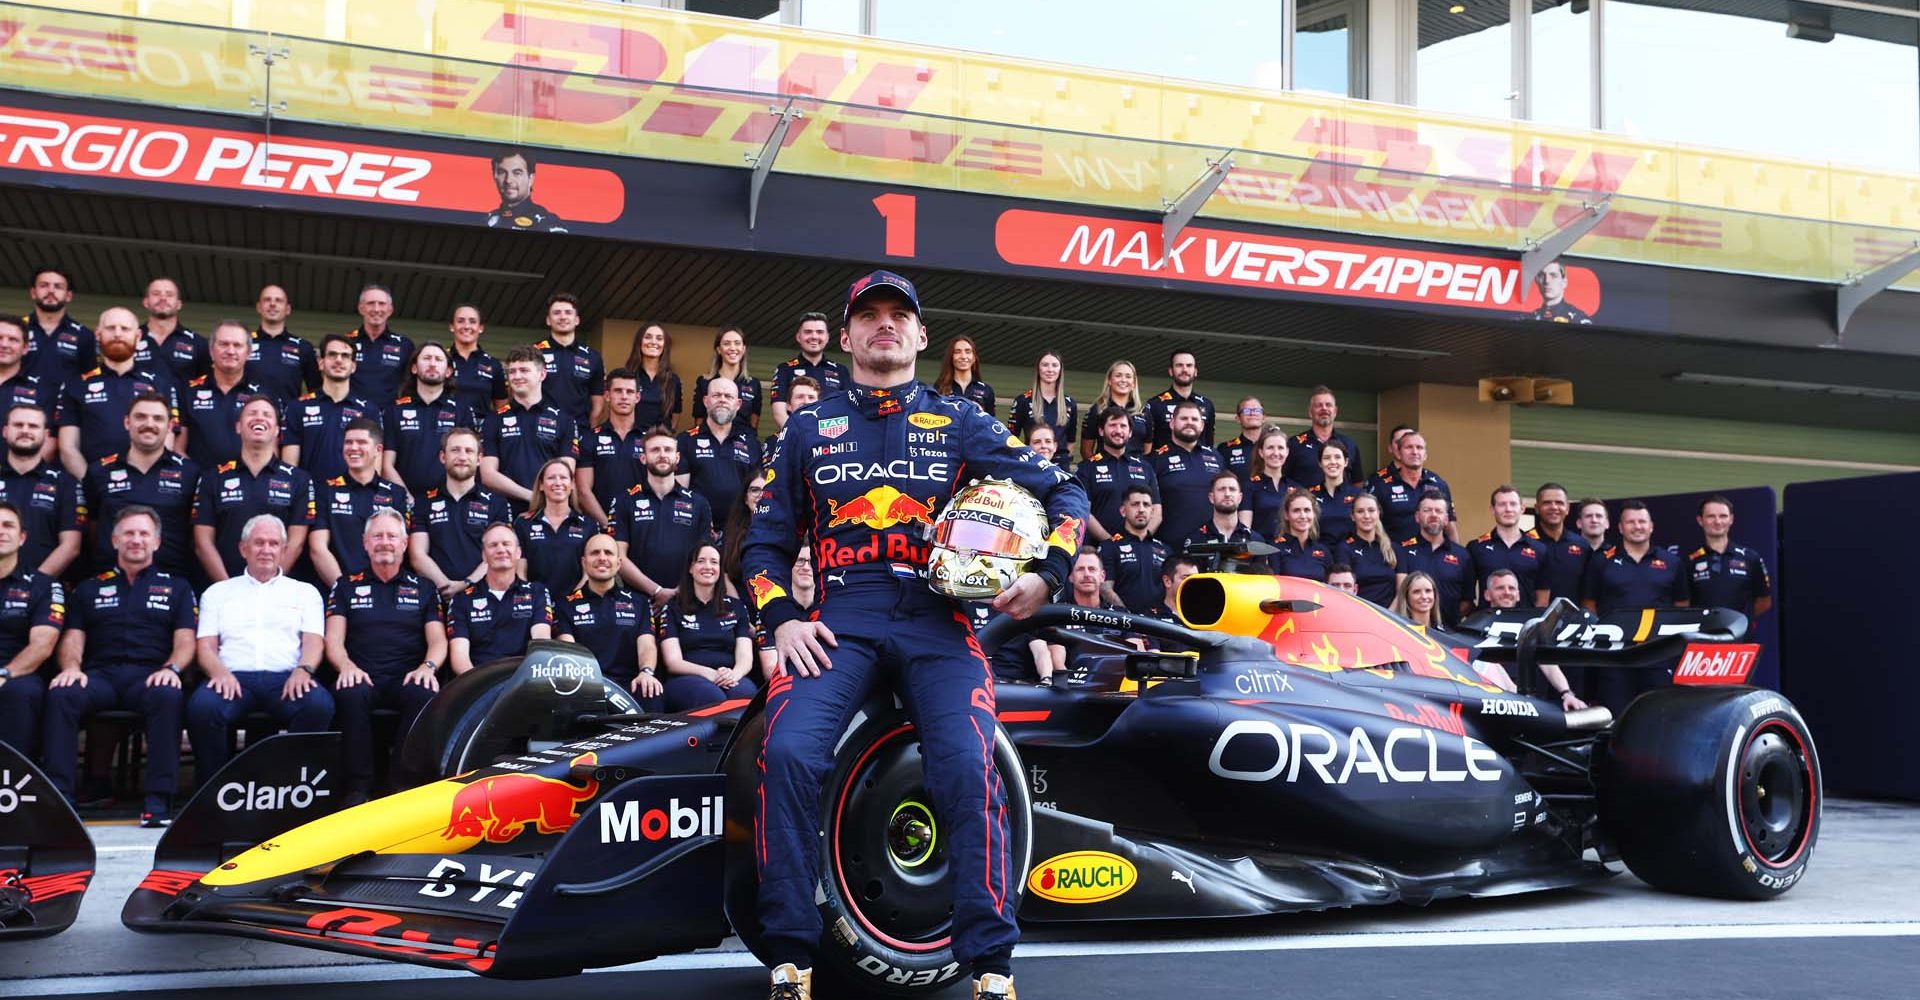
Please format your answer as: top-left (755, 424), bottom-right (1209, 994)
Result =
top-left (743, 270), bottom-right (1088, 1000)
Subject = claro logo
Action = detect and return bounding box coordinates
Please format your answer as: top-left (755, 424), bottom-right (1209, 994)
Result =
top-left (0, 767), bottom-right (38, 813)
top-left (1208, 719), bottom-right (1503, 784)
top-left (217, 766), bottom-right (331, 811)
top-left (598, 795), bottom-right (724, 843)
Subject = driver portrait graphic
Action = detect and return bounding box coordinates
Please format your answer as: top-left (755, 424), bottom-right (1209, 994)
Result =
top-left (741, 269), bottom-right (1089, 1000)
top-left (483, 149), bottom-right (568, 233)
top-left (1530, 258), bottom-right (1592, 324)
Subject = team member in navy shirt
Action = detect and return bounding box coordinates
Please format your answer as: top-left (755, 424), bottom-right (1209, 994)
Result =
top-left (1525, 483), bottom-right (1590, 606)
top-left (1217, 396), bottom-right (1265, 479)
top-left (555, 532), bottom-right (662, 708)
top-left (1186, 471), bottom-right (1257, 553)
top-left (1, 404), bottom-right (82, 577)
top-left (1583, 501), bottom-right (1689, 613)
top-left (309, 419), bottom-right (412, 588)
top-left (1077, 407), bottom-right (1160, 541)
top-left (1466, 485), bottom-right (1546, 604)
top-left (0, 502), bottom-right (63, 754)
top-left (933, 336), bottom-right (996, 417)
top-left (1149, 399), bottom-right (1225, 544)
top-left (622, 323), bottom-right (681, 432)
top-left (655, 543), bottom-right (757, 711)
top-left (677, 377), bottom-right (760, 534)
top-left (409, 428), bottom-right (513, 600)
top-left (1144, 350), bottom-right (1215, 450)
top-left (1686, 495), bottom-right (1773, 617)
top-left (44, 506), bottom-right (195, 825)
top-left (1097, 487), bottom-right (1169, 614)
top-left (136, 277), bottom-right (208, 385)
top-left (1339, 493), bottom-right (1400, 606)
top-left (346, 285), bottom-right (414, 405)
top-left (1284, 386), bottom-right (1363, 487)
top-left (769, 312), bottom-right (848, 428)
top-left (514, 458), bottom-right (598, 598)
top-left (482, 345), bottom-right (580, 505)
top-left (1270, 489), bottom-right (1334, 581)
top-left (446, 522), bottom-right (554, 673)
top-left (57, 307), bottom-right (180, 477)
top-left (1396, 490), bottom-right (1472, 626)
top-left (613, 428), bottom-right (712, 603)
top-left (282, 334), bottom-right (380, 484)
top-left (1006, 350), bottom-right (1075, 454)
top-left (1238, 426), bottom-right (1296, 538)
top-left (382, 342), bottom-right (476, 503)
top-left (1370, 431), bottom-right (1454, 544)
top-left (193, 397), bottom-right (313, 582)
top-left (181, 321), bottom-right (273, 470)
top-left (1306, 441), bottom-right (1365, 542)
top-left (446, 305), bottom-right (505, 416)
top-left (536, 293), bottom-right (606, 428)
top-left (326, 506), bottom-right (444, 803)
top-left (0, 319), bottom-right (56, 421)
top-left (575, 368), bottom-right (647, 525)
top-left (84, 393), bottom-right (199, 575)
top-left (247, 284), bottom-right (319, 404)
top-left (23, 268), bottom-right (95, 387)
top-left (691, 327), bottom-right (763, 432)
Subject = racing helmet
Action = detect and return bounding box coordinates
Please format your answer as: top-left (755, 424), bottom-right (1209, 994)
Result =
top-left (925, 478), bottom-right (1051, 600)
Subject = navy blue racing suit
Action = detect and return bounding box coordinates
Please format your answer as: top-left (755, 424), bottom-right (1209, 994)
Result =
top-left (741, 380), bottom-right (1088, 974)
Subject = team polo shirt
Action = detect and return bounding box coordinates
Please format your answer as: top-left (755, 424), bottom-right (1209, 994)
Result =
top-left (1075, 450), bottom-right (1160, 537)
top-left (284, 390), bottom-right (380, 484)
top-left (482, 398), bottom-right (579, 491)
top-left (1309, 482), bottom-right (1365, 542)
top-left (193, 458), bottom-right (315, 578)
top-left (536, 337), bottom-right (605, 426)
top-left (446, 577), bottom-right (553, 666)
top-left (57, 364), bottom-right (179, 466)
top-left (1148, 443), bottom-right (1225, 545)
top-left (0, 460), bottom-right (82, 573)
top-left (312, 474), bottom-right (412, 580)
top-left (1097, 532), bottom-right (1169, 614)
top-left (1080, 408), bottom-right (1149, 457)
top-left (1397, 535), bottom-right (1473, 626)
top-left (23, 314), bottom-right (94, 386)
top-left (1238, 472), bottom-right (1297, 539)
top-left (1007, 391), bottom-right (1076, 446)
top-left (136, 326), bottom-right (209, 385)
top-left (1270, 535), bottom-right (1334, 581)
top-left (0, 369), bottom-right (54, 419)
top-left (1686, 543), bottom-right (1772, 614)
top-left (554, 583), bottom-right (649, 684)
top-left (1466, 531), bottom-right (1547, 602)
top-left (448, 346), bottom-right (506, 415)
top-left (247, 329), bottom-right (319, 404)
top-left (1185, 520), bottom-right (1255, 552)
top-left (0, 566), bottom-right (63, 662)
top-left (693, 374), bottom-right (764, 428)
top-left (770, 355), bottom-right (849, 406)
top-left (676, 425), bottom-right (761, 532)
top-left (611, 482), bottom-right (711, 591)
top-left (514, 510), bottom-right (599, 598)
top-left (1526, 528), bottom-right (1591, 604)
top-left (1369, 466), bottom-right (1455, 543)
top-left (1283, 428), bottom-right (1362, 488)
top-left (327, 569), bottom-right (440, 676)
top-left (84, 451), bottom-right (199, 574)
top-left (1144, 387), bottom-right (1217, 450)
top-left (383, 393), bottom-right (477, 498)
top-left (578, 422), bottom-right (647, 514)
top-left (631, 369), bottom-right (681, 432)
top-left (411, 484), bottom-right (514, 583)
top-left (181, 375), bottom-right (273, 470)
top-left (67, 564), bottom-right (195, 668)
top-left (657, 596), bottom-right (750, 669)
top-left (1218, 433), bottom-right (1257, 479)
top-left (347, 327), bottom-right (415, 405)
top-left (1585, 544), bottom-right (1689, 612)
top-left (1338, 535), bottom-right (1399, 606)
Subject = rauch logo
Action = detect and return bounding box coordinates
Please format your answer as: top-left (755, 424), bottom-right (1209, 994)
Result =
top-left (1026, 850), bottom-right (1136, 904)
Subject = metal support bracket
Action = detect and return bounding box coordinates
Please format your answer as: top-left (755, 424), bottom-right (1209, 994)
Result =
top-left (1520, 198), bottom-right (1610, 292)
top-left (249, 41), bottom-right (290, 144)
top-left (746, 99), bottom-right (802, 231)
top-left (1162, 151), bottom-right (1234, 263)
top-left (1836, 242), bottom-right (1920, 339)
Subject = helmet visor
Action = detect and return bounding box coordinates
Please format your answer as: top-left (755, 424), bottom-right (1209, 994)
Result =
top-left (934, 517), bottom-right (1037, 558)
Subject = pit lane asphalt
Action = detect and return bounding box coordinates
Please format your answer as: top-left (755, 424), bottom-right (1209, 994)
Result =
top-left (7, 799), bottom-right (1917, 999)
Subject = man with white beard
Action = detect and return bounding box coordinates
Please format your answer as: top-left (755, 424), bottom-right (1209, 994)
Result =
top-left (676, 377), bottom-right (760, 534)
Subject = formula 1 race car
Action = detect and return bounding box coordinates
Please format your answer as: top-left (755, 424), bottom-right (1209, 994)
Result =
top-left (115, 573), bottom-right (1821, 996)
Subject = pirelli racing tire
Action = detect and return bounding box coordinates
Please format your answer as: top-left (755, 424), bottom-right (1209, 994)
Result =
top-left (1598, 685), bottom-right (1820, 900)
top-left (725, 700), bottom-right (1033, 998)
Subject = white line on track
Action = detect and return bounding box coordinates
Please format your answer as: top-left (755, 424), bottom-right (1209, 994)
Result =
top-left (9, 921), bottom-right (1920, 996)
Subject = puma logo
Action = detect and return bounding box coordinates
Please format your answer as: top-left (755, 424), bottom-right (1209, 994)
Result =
top-left (1171, 870), bottom-right (1195, 893)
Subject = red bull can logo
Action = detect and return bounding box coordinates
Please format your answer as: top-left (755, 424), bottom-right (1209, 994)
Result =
top-left (442, 753), bottom-right (600, 844)
top-left (826, 486), bottom-right (938, 531)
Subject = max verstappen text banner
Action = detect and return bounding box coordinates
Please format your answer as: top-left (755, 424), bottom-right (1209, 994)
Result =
top-left (20, 0), bottom-right (1920, 288)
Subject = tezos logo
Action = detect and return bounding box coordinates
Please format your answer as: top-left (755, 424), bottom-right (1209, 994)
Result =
top-left (598, 795), bottom-right (724, 843)
top-left (0, 768), bottom-right (39, 814)
top-left (218, 765), bottom-right (331, 811)
top-left (1027, 850), bottom-right (1135, 904)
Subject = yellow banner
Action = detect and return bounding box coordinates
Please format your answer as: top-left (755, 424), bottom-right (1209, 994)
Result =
top-left (16, 0), bottom-right (1920, 283)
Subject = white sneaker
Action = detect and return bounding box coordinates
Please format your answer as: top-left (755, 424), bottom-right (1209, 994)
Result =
top-left (975, 972), bottom-right (1018, 999)
top-left (769, 963), bottom-right (812, 1000)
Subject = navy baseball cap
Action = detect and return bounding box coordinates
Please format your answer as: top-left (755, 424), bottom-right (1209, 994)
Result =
top-left (841, 269), bottom-right (922, 327)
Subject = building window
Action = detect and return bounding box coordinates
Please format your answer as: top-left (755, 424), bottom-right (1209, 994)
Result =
top-left (1300, 0), bottom-right (1367, 97)
top-left (1417, 0), bottom-right (1516, 121)
top-left (1528, 0), bottom-right (1592, 130)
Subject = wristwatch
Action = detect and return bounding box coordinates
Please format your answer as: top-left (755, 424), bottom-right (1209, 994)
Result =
top-left (296, 663), bottom-right (318, 676)
top-left (161, 662), bottom-right (181, 675)
top-left (0, 667), bottom-right (11, 680)
top-left (420, 659), bottom-right (440, 672)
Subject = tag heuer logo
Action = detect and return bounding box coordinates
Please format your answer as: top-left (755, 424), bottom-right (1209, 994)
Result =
top-left (819, 416), bottom-right (849, 439)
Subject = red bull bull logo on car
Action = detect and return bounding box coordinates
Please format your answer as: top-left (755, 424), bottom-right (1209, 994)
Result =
top-left (442, 753), bottom-right (600, 844)
top-left (826, 486), bottom-right (939, 531)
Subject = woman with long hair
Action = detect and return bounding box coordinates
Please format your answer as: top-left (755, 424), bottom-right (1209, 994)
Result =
top-left (1308, 442), bottom-right (1367, 541)
top-left (933, 336), bottom-right (996, 418)
top-left (720, 470), bottom-right (766, 599)
top-left (623, 321), bottom-right (681, 431)
top-left (1238, 425), bottom-right (1293, 537)
top-left (691, 326), bottom-right (762, 431)
top-left (1007, 349), bottom-right (1076, 450)
top-left (554, 532), bottom-right (664, 709)
top-left (1080, 358), bottom-right (1146, 461)
top-left (1391, 570), bottom-right (1440, 627)
top-left (657, 542), bottom-right (758, 710)
top-left (1269, 488), bottom-right (1333, 581)
top-left (1339, 492), bottom-right (1399, 606)
top-left (513, 457), bottom-right (597, 598)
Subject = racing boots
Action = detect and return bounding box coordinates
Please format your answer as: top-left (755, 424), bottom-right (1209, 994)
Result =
top-left (975, 973), bottom-right (1018, 999)
top-left (768, 964), bottom-right (811, 1000)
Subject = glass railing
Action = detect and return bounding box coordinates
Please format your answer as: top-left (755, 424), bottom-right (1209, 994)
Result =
top-left (3, 0), bottom-right (1918, 290)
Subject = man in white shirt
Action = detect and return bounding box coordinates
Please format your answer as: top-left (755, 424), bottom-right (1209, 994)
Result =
top-left (184, 513), bottom-right (331, 779)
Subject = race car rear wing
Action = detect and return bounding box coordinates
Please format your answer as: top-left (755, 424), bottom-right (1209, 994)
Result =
top-left (0, 738), bottom-right (95, 940)
top-left (1454, 598), bottom-right (1750, 676)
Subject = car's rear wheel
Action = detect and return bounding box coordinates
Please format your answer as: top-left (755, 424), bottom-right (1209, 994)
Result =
top-left (1598, 685), bottom-right (1820, 899)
